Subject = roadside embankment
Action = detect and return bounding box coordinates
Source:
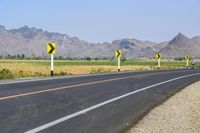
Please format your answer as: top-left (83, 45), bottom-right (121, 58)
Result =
top-left (0, 59), bottom-right (191, 79)
top-left (127, 81), bottom-right (200, 133)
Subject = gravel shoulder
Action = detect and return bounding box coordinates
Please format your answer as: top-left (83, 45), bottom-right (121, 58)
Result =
top-left (127, 81), bottom-right (200, 133)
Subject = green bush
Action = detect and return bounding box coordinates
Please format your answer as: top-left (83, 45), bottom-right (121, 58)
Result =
top-left (59, 71), bottom-right (73, 76)
top-left (0, 69), bottom-right (14, 79)
top-left (54, 71), bottom-right (73, 76)
top-left (86, 57), bottom-right (91, 61)
top-left (16, 70), bottom-right (26, 78)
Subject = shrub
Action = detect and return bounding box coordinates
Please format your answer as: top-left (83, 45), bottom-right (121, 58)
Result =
top-left (54, 71), bottom-right (73, 76)
top-left (86, 57), bottom-right (91, 61)
top-left (16, 70), bottom-right (26, 78)
top-left (95, 58), bottom-right (98, 61)
top-left (59, 71), bottom-right (73, 76)
top-left (0, 69), bottom-right (14, 79)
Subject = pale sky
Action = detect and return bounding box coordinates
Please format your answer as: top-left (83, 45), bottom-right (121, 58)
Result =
top-left (0, 0), bottom-right (200, 43)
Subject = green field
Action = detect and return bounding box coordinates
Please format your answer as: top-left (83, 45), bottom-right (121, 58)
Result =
top-left (0, 59), bottom-right (198, 80)
top-left (0, 59), bottom-right (192, 66)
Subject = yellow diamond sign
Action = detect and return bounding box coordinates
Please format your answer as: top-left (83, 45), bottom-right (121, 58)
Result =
top-left (156, 53), bottom-right (161, 59)
top-left (47, 42), bottom-right (56, 54)
top-left (115, 50), bottom-right (122, 58)
top-left (185, 55), bottom-right (189, 60)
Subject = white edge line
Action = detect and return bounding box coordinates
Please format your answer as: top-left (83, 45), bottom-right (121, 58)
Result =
top-left (0, 69), bottom-right (188, 85)
top-left (25, 72), bottom-right (200, 133)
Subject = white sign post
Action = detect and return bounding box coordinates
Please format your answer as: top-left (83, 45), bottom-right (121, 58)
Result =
top-left (186, 59), bottom-right (189, 68)
top-left (155, 53), bottom-right (161, 69)
top-left (158, 58), bottom-right (161, 69)
top-left (118, 57), bottom-right (120, 72)
top-left (47, 42), bottom-right (56, 77)
top-left (185, 55), bottom-right (190, 68)
top-left (185, 55), bottom-right (190, 69)
top-left (51, 54), bottom-right (54, 76)
top-left (115, 50), bottom-right (122, 72)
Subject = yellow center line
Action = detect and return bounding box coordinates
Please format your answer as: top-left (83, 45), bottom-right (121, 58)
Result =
top-left (0, 71), bottom-right (178, 101)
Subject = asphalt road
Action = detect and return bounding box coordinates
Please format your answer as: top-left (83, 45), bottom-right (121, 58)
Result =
top-left (0, 69), bottom-right (200, 133)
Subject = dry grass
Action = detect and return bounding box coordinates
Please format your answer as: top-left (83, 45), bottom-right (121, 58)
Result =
top-left (0, 61), bottom-right (158, 75)
top-left (0, 64), bottom-right (155, 75)
top-left (0, 59), bottom-right (187, 79)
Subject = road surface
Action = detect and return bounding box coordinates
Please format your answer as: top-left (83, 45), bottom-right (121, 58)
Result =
top-left (0, 69), bottom-right (200, 133)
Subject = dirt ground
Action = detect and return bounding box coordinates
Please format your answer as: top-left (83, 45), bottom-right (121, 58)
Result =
top-left (127, 81), bottom-right (200, 133)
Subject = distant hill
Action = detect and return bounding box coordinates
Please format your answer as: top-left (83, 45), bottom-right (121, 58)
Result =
top-left (0, 25), bottom-right (200, 59)
top-left (160, 33), bottom-right (200, 58)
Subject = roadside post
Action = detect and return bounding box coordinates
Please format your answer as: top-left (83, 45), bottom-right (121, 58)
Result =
top-left (47, 41), bottom-right (56, 76)
top-left (155, 53), bottom-right (161, 69)
top-left (115, 50), bottom-right (122, 72)
top-left (185, 55), bottom-right (190, 69)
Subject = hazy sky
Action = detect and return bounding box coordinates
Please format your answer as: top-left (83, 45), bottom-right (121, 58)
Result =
top-left (0, 0), bottom-right (200, 43)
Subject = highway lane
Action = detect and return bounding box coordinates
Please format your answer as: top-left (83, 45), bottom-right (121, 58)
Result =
top-left (0, 69), bottom-right (182, 98)
top-left (0, 69), bottom-right (189, 98)
top-left (0, 69), bottom-right (200, 133)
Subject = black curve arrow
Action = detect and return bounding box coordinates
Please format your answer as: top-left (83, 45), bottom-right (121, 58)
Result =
top-left (48, 43), bottom-right (55, 54)
top-left (117, 50), bottom-right (120, 57)
top-left (158, 54), bottom-right (160, 59)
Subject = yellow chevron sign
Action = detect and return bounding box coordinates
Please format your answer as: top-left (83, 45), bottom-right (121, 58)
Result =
top-left (47, 42), bottom-right (56, 54)
top-left (156, 53), bottom-right (161, 59)
top-left (185, 55), bottom-right (190, 60)
top-left (115, 50), bottom-right (122, 58)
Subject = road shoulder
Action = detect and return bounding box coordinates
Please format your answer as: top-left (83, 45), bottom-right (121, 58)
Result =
top-left (127, 81), bottom-right (200, 133)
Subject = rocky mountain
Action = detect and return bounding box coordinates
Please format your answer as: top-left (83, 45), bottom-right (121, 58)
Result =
top-left (0, 25), bottom-right (200, 59)
top-left (160, 33), bottom-right (200, 58)
top-left (192, 36), bottom-right (200, 45)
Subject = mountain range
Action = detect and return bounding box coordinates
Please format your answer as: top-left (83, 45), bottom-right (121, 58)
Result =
top-left (0, 25), bottom-right (200, 59)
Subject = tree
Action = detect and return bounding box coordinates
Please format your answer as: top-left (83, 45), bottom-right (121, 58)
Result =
top-left (95, 57), bottom-right (98, 61)
top-left (7, 54), bottom-right (11, 59)
top-left (17, 54), bottom-right (21, 59)
top-left (21, 54), bottom-right (25, 59)
top-left (86, 57), bottom-right (91, 61)
top-left (58, 56), bottom-right (63, 60)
